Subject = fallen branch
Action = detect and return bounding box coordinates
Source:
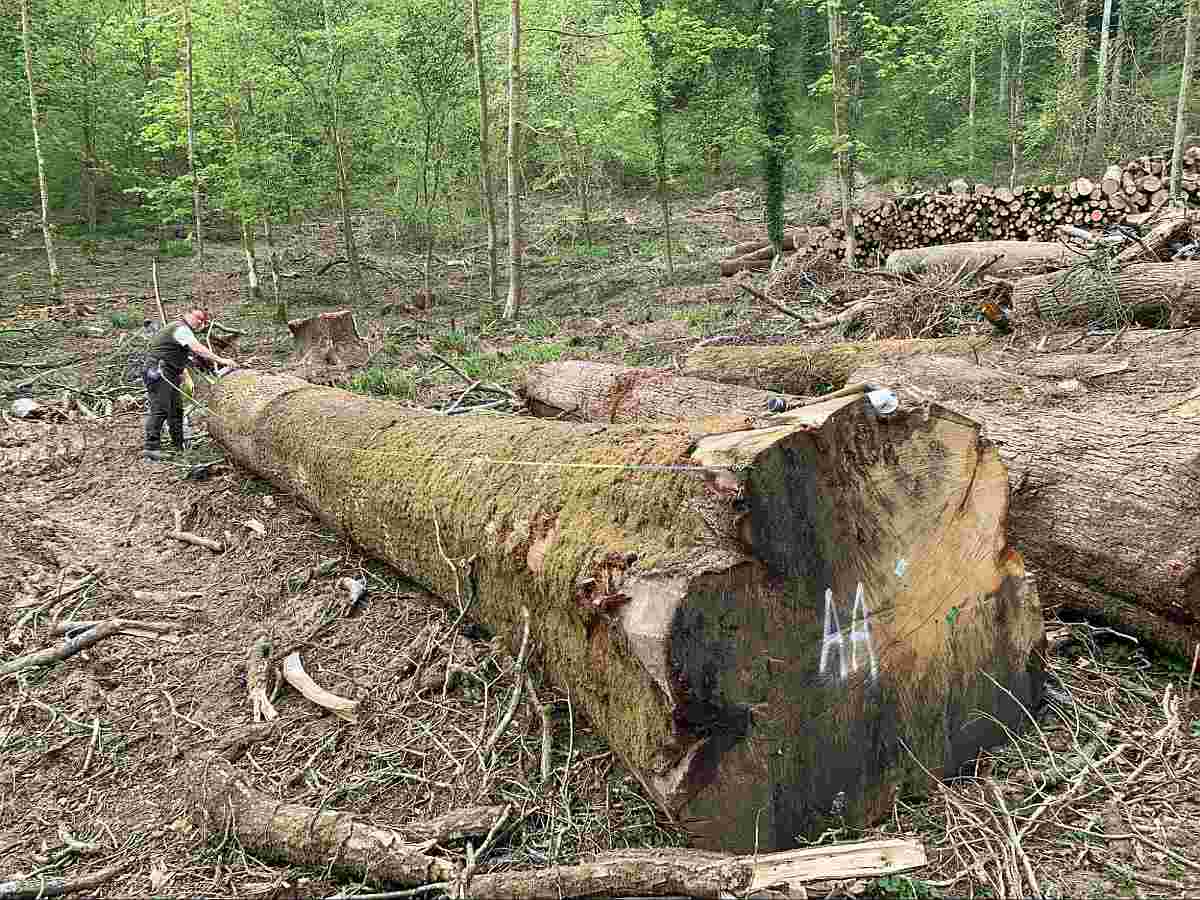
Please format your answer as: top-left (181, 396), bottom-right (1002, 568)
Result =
top-left (735, 281), bottom-right (807, 321)
top-left (396, 804), bottom-right (510, 844)
top-left (51, 620), bottom-right (181, 644)
top-left (168, 509), bottom-right (223, 553)
top-left (281, 651), bottom-right (359, 722)
top-left (0, 356), bottom-right (78, 370)
top-left (246, 636), bottom-right (279, 722)
top-left (0, 619), bottom-right (126, 677)
top-left (131, 589), bottom-right (204, 603)
top-left (464, 839), bottom-right (928, 898)
top-left (0, 861), bottom-right (130, 899)
top-left (8, 570), bottom-right (100, 644)
top-left (185, 751), bottom-right (458, 886)
top-left (526, 674), bottom-right (553, 782)
top-left (210, 721), bottom-right (279, 761)
top-left (482, 607), bottom-right (531, 760)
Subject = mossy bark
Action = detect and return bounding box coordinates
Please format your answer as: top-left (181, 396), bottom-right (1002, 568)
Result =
top-left (197, 371), bottom-right (1043, 851)
top-left (681, 337), bottom-right (992, 397)
top-left (1012, 261), bottom-right (1200, 327)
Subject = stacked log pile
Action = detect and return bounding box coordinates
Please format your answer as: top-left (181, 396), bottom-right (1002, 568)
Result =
top-left (721, 147), bottom-right (1200, 274)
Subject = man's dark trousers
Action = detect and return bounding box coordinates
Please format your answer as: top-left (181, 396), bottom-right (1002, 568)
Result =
top-left (144, 367), bottom-right (185, 451)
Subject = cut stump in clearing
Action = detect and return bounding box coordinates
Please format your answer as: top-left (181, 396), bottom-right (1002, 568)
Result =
top-left (286, 309), bottom-right (370, 368)
top-left (196, 369), bottom-right (1043, 852)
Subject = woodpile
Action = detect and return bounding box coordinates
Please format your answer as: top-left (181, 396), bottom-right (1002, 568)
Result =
top-left (720, 147), bottom-right (1200, 272)
top-left (196, 369), bottom-right (1044, 852)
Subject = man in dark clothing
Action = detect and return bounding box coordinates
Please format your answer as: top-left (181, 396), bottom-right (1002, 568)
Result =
top-left (143, 307), bottom-right (237, 460)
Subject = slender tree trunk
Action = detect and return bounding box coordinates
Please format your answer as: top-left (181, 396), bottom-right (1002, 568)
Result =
top-left (241, 221), bottom-right (261, 299)
top-left (263, 216), bottom-right (284, 321)
top-left (575, 127), bottom-right (593, 249)
top-left (183, 0), bottom-right (203, 260)
top-left (19, 0), bottom-right (62, 306)
top-left (1074, 0), bottom-right (1088, 80)
top-left (1009, 17), bottom-right (1026, 190)
top-left (1093, 0), bottom-right (1114, 160)
top-left (469, 0), bottom-right (500, 306)
top-left (1172, 0), bottom-right (1199, 201)
top-left (322, 0), bottom-right (363, 299)
top-left (502, 0), bottom-right (522, 320)
top-left (640, 0), bottom-right (675, 279)
top-left (969, 37), bottom-right (977, 172)
top-left (998, 33), bottom-right (1008, 112)
top-left (1108, 13), bottom-right (1126, 113)
top-left (829, 0), bottom-right (856, 262)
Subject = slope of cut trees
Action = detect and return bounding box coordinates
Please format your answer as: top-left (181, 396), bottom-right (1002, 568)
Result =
top-left (655, 334), bottom-right (1200, 657)
top-left (195, 369), bottom-right (1044, 851)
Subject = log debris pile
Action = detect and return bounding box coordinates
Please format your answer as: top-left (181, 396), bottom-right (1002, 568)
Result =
top-left (720, 147), bottom-right (1200, 273)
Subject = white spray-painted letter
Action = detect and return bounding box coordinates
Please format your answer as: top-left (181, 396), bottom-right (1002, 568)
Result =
top-left (848, 582), bottom-right (878, 681)
top-left (819, 587), bottom-right (847, 679)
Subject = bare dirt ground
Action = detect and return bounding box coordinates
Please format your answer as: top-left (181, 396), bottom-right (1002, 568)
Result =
top-left (2, 188), bottom-right (1199, 899)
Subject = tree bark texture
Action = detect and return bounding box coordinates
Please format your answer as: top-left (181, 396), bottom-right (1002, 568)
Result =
top-left (196, 370), bottom-right (1042, 851)
top-left (19, 0), bottom-right (61, 304)
top-left (681, 337), bottom-right (991, 397)
top-left (503, 0), bottom-right (523, 320)
top-left (671, 334), bottom-right (1200, 656)
top-left (521, 361), bottom-right (802, 424)
top-left (1012, 262), bottom-right (1200, 327)
top-left (1093, 0), bottom-right (1114, 159)
top-left (285, 309), bottom-right (368, 368)
top-left (886, 241), bottom-right (1077, 279)
top-left (828, 0), bottom-right (856, 262)
top-left (469, 0), bottom-right (500, 306)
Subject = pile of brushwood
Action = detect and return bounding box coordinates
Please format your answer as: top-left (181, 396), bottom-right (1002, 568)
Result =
top-left (737, 207), bottom-right (1200, 340)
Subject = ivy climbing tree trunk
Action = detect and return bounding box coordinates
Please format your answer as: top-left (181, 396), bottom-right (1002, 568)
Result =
top-left (183, 0), bottom-right (204, 261)
top-left (1171, 0), bottom-right (1199, 202)
top-left (469, 0), bottom-right (500, 306)
top-left (757, 0), bottom-right (786, 254)
top-left (1009, 15), bottom-right (1026, 190)
top-left (968, 37), bottom-right (977, 172)
top-left (503, 0), bottom-right (523, 320)
top-left (640, 0), bottom-right (675, 280)
top-left (828, 0), bottom-right (856, 262)
top-left (19, 0), bottom-right (62, 307)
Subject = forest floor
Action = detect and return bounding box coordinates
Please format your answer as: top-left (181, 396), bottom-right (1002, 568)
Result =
top-left (1, 187), bottom-right (1199, 900)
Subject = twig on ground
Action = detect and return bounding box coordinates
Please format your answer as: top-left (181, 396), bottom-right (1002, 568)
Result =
top-left (282, 651), bottom-right (359, 723)
top-left (735, 281), bottom-right (807, 321)
top-left (0, 861), bottom-right (130, 899)
top-left (0, 619), bottom-right (126, 678)
top-left (988, 779), bottom-right (1041, 898)
top-left (246, 636), bottom-right (280, 722)
top-left (526, 674), bottom-right (553, 781)
top-left (168, 508), bottom-right (223, 553)
top-left (482, 607), bottom-right (531, 760)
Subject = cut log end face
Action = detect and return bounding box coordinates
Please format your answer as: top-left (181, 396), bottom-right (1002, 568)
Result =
top-left (198, 371), bottom-right (1044, 853)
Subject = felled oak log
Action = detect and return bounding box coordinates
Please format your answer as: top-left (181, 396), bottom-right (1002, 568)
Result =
top-left (184, 751), bottom-right (458, 886)
top-left (521, 360), bottom-right (801, 423)
top-left (196, 369), bottom-right (1043, 851)
top-left (676, 339), bottom-right (1200, 655)
top-left (1113, 213), bottom-right (1195, 264)
top-left (1012, 262), bottom-right (1200, 327)
top-left (681, 337), bottom-right (991, 396)
top-left (886, 241), bottom-right (1076, 278)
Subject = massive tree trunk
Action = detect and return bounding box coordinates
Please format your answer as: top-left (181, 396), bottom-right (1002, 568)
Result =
top-left (196, 370), bottom-right (1043, 852)
top-left (19, 0), bottom-right (62, 306)
top-left (886, 241), bottom-right (1077, 279)
top-left (1012, 261), bottom-right (1200, 326)
top-left (681, 337), bottom-right (991, 397)
top-left (664, 335), bottom-right (1200, 656)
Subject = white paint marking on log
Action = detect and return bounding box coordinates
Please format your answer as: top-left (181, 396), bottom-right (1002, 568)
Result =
top-left (819, 582), bottom-right (878, 685)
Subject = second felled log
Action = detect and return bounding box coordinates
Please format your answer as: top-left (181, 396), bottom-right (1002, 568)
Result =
top-left (1012, 261), bottom-right (1200, 326)
top-left (886, 241), bottom-right (1077, 278)
top-left (196, 369), bottom-right (1043, 853)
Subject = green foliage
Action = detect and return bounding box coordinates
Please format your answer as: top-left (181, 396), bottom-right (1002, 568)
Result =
top-left (348, 366), bottom-right (417, 399)
top-left (158, 238), bottom-right (194, 259)
top-left (874, 875), bottom-right (936, 899)
top-left (108, 311), bottom-right (136, 329)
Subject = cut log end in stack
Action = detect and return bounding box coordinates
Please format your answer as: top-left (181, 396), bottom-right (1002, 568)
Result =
top-left (720, 147), bottom-right (1200, 274)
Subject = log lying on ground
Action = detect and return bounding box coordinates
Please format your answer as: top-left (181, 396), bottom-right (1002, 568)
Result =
top-left (1012, 261), bottom-right (1200, 327)
top-left (197, 369), bottom-right (1043, 851)
top-left (681, 336), bottom-right (991, 396)
top-left (464, 840), bottom-right (927, 899)
top-left (886, 241), bottom-right (1077, 278)
top-left (521, 360), bottom-right (802, 423)
top-left (184, 751), bottom-right (459, 886)
top-left (669, 342), bottom-right (1200, 656)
